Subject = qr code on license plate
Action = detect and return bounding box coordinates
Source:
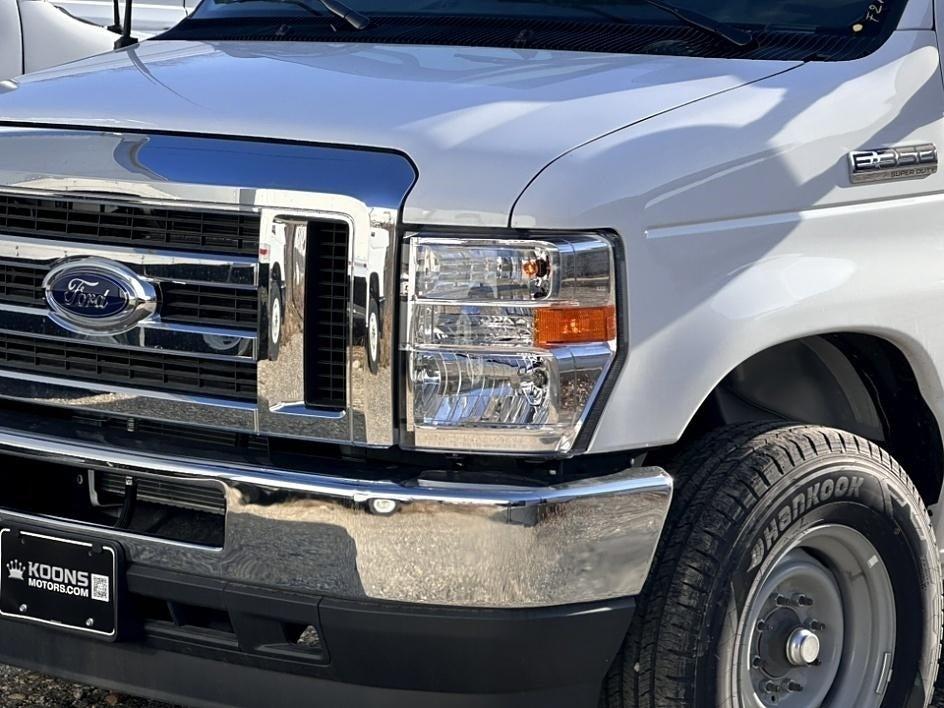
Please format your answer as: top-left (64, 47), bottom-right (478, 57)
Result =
top-left (90, 574), bottom-right (109, 603)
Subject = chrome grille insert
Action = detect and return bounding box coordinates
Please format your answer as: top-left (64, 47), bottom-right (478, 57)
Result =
top-left (0, 128), bottom-right (416, 446)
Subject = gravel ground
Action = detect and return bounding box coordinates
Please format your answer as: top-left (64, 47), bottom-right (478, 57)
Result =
top-left (0, 663), bottom-right (940, 708)
top-left (0, 666), bottom-right (175, 707)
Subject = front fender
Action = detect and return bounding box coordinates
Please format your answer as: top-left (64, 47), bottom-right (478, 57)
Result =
top-left (512, 30), bottom-right (944, 454)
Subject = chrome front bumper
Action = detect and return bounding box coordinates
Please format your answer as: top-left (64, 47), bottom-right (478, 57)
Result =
top-left (0, 429), bottom-right (672, 609)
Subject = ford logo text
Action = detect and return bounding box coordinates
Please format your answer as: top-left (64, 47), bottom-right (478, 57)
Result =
top-left (52, 276), bottom-right (129, 318)
top-left (43, 259), bottom-right (158, 335)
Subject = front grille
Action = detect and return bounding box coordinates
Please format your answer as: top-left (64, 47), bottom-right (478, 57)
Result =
top-left (305, 220), bottom-right (350, 409)
top-left (0, 333), bottom-right (256, 401)
top-left (0, 194), bottom-right (260, 256)
top-left (0, 187), bottom-right (358, 439)
top-left (0, 261), bottom-right (258, 331)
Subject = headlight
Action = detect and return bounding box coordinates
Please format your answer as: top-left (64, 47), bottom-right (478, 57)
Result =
top-left (401, 233), bottom-right (618, 454)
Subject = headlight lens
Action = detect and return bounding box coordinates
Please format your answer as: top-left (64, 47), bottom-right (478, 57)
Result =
top-left (401, 233), bottom-right (618, 454)
top-left (413, 240), bottom-right (557, 301)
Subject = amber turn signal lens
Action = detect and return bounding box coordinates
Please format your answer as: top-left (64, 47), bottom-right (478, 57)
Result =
top-left (534, 305), bottom-right (616, 346)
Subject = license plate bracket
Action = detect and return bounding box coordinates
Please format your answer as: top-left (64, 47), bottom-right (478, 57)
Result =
top-left (0, 528), bottom-right (120, 639)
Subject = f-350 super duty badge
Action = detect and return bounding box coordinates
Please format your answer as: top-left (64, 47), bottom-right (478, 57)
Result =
top-left (849, 143), bottom-right (938, 184)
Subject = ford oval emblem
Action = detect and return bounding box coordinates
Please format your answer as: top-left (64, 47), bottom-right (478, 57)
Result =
top-left (43, 258), bottom-right (158, 335)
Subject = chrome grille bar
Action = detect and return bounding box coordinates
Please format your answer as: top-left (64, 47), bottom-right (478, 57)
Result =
top-left (0, 369), bottom-right (257, 431)
top-left (0, 308), bottom-right (256, 358)
top-left (0, 234), bottom-right (258, 287)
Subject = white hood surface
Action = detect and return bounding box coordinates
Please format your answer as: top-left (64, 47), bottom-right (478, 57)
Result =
top-left (0, 40), bottom-right (799, 225)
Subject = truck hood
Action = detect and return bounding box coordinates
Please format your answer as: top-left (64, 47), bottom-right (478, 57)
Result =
top-left (0, 40), bottom-right (798, 226)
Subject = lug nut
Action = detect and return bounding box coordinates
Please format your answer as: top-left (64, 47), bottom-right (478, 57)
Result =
top-left (756, 620), bottom-right (767, 632)
top-left (809, 620), bottom-right (826, 631)
top-left (761, 680), bottom-right (780, 693)
top-left (796, 594), bottom-right (814, 607)
top-left (785, 681), bottom-right (804, 693)
top-left (773, 593), bottom-right (791, 607)
top-left (751, 655), bottom-right (764, 669)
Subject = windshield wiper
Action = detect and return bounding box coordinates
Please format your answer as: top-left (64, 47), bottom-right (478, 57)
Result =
top-left (216, 0), bottom-right (370, 29)
top-left (491, 0), bottom-right (753, 48)
top-left (641, 0), bottom-right (753, 47)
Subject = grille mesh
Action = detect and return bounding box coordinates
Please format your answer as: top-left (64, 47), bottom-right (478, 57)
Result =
top-left (160, 284), bottom-right (259, 329)
top-left (0, 194), bottom-right (260, 256)
top-left (0, 333), bottom-right (256, 401)
top-left (0, 261), bottom-right (45, 307)
top-left (305, 220), bottom-right (349, 409)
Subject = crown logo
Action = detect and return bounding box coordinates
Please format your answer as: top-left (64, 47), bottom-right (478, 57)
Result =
top-left (6, 560), bottom-right (24, 581)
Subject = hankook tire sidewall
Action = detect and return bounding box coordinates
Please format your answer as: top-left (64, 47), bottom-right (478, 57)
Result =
top-left (706, 458), bottom-right (941, 708)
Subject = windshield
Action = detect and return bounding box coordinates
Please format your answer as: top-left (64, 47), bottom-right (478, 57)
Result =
top-left (167, 0), bottom-right (906, 61)
top-left (189, 0), bottom-right (899, 34)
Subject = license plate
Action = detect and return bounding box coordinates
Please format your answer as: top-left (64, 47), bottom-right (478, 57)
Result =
top-left (0, 528), bottom-right (119, 638)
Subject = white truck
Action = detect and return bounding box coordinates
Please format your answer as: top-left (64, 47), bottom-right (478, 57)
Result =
top-left (0, 0), bottom-right (188, 80)
top-left (0, 1), bottom-right (940, 708)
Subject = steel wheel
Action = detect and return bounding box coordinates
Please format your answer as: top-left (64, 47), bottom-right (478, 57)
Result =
top-left (721, 525), bottom-right (896, 707)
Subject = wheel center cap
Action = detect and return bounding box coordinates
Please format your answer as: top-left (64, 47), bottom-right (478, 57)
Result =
top-left (785, 628), bottom-right (821, 666)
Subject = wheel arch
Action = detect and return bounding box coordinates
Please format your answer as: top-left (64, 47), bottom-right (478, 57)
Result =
top-left (668, 333), bottom-right (944, 510)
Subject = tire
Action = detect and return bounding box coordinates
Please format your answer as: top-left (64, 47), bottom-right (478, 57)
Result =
top-left (601, 423), bottom-right (942, 708)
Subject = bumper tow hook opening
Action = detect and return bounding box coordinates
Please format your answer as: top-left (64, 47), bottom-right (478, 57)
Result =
top-left (114, 475), bottom-right (138, 530)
